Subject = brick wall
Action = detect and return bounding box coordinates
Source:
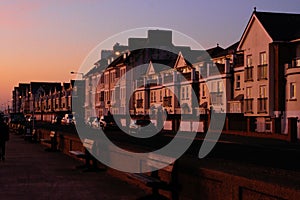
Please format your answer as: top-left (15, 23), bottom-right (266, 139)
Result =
top-left (36, 128), bottom-right (300, 200)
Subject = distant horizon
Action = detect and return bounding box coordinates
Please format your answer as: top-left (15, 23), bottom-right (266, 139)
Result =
top-left (1, 0), bottom-right (300, 107)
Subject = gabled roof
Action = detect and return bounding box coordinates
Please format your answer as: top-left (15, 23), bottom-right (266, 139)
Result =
top-left (213, 41), bottom-right (239, 58)
top-left (174, 51), bottom-right (193, 70)
top-left (30, 82), bottom-right (61, 95)
top-left (238, 10), bottom-right (300, 50)
top-left (206, 45), bottom-right (224, 58)
top-left (255, 11), bottom-right (300, 41)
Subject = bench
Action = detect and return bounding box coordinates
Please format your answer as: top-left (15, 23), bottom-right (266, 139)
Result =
top-left (69, 138), bottom-right (100, 172)
top-left (128, 153), bottom-right (179, 200)
top-left (40, 131), bottom-right (57, 152)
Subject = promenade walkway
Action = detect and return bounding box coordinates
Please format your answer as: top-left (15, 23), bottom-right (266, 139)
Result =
top-left (0, 133), bottom-right (146, 200)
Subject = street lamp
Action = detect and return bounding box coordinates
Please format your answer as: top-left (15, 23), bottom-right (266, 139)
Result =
top-left (70, 71), bottom-right (84, 79)
top-left (28, 91), bottom-right (35, 132)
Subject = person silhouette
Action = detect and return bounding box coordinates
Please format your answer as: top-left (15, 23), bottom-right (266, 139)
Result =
top-left (0, 116), bottom-right (9, 161)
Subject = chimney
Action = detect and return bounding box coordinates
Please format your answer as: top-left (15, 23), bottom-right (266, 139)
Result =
top-left (191, 67), bottom-right (196, 81)
top-left (225, 58), bottom-right (230, 73)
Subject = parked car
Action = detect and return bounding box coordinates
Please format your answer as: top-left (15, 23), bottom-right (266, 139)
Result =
top-left (27, 116), bottom-right (36, 122)
top-left (61, 114), bottom-right (74, 125)
top-left (99, 116), bottom-right (118, 131)
top-left (91, 117), bottom-right (101, 128)
top-left (51, 115), bottom-right (62, 124)
top-left (129, 119), bottom-right (157, 136)
top-left (86, 116), bottom-right (97, 127)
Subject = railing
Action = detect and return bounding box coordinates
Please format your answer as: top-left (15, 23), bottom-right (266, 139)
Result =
top-left (164, 75), bottom-right (173, 84)
top-left (136, 79), bottom-right (144, 88)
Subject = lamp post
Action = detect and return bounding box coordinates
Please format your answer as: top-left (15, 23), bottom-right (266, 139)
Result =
top-left (70, 71), bottom-right (85, 124)
top-left (70, 71), bottom-right (84, 79)
top-left (28, 91), bottom-right (35, 132)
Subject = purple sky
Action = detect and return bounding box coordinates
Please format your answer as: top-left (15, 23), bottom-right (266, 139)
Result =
top-left (0, 0), bottom-right (299, 108)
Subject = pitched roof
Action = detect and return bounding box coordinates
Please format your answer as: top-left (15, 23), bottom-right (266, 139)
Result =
top-left (254, 11), bottom-right (300, 41)
top-left (213, 41), bottom-right (239, 58)
top-left (206, 45), bottom-right (224, 58)
top-left (30, 82), bottom-right (61, 95)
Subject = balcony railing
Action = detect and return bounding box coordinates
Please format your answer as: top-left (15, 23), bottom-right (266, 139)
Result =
top-left (257, 97), bottom-right (267, 113)
top-left (164, 75), bottom-right (173, 84)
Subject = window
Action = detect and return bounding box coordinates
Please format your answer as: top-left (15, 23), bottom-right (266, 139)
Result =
top-left (151, 91), bottom-right (156, 102)
top-left (160, 90), bottom-right (162, 102)
top-left (258, 52), bottom-right (267, 80)
top-left (104, 74), bottom-right (109, 84)
top-left (217, 81), bottom-right (223, 93)
top-left (120, 88), bottom-right (125, 99)
top-left (260, 52), bottom-right (267, 65)
top-left (245, 55), bottom-right (253, 81)
top-left (246, 87), bottom-right (252, 99)
top-left (186, 86), bottom-right (189, 99)
top-left (202, 84), bottom-right (206, 97)
top-left (181, 87), bottom-right (185, 100)
top-left (245, 87), bottom-right (253, 113)
top-left (120, 68), bottom-right (126, 78)
top-left (165, 88), bottom-right (169, 97)
top-left (259, 85), bottom-right (267, 98)
top-left (290, 83), bottom-right (296, 100)
top-left (258, 85), bottom-right (267, 113)
top-left (236, 75), bottom-right (241, 89)
top-left (247, 55), bottom-right (252, 67)
top-left (100, 91), bottom-right (104, 101)
top-left (111, 90), bottom-right (115, 102)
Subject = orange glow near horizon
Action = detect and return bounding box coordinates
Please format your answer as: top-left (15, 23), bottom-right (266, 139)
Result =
top-left (1, 0), bottom-right (299, 106)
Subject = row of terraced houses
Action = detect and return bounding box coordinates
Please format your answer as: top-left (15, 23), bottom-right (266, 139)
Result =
top-left (11, 10), bottom-right (300, 140)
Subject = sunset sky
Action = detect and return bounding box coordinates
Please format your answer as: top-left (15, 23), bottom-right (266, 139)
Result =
top-left (1, 0), bottom-right (299, 109)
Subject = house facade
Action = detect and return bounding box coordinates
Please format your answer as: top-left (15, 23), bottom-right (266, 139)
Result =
top-left (237, 10), bottom-right (300, 136)
top-left (10, 11), bottom-right (300, 140)
top-left (11, 80), bottom-right (84, 122)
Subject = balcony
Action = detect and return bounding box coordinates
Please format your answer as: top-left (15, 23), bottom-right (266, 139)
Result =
top-left (285, 59), bottom-right (300, 76)
top-left (136, 79), bottom-right (144, 88)
top-left (228, 101), bottom-right (244, 113)
top-left (164, 75), bottom-right (173, 84)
